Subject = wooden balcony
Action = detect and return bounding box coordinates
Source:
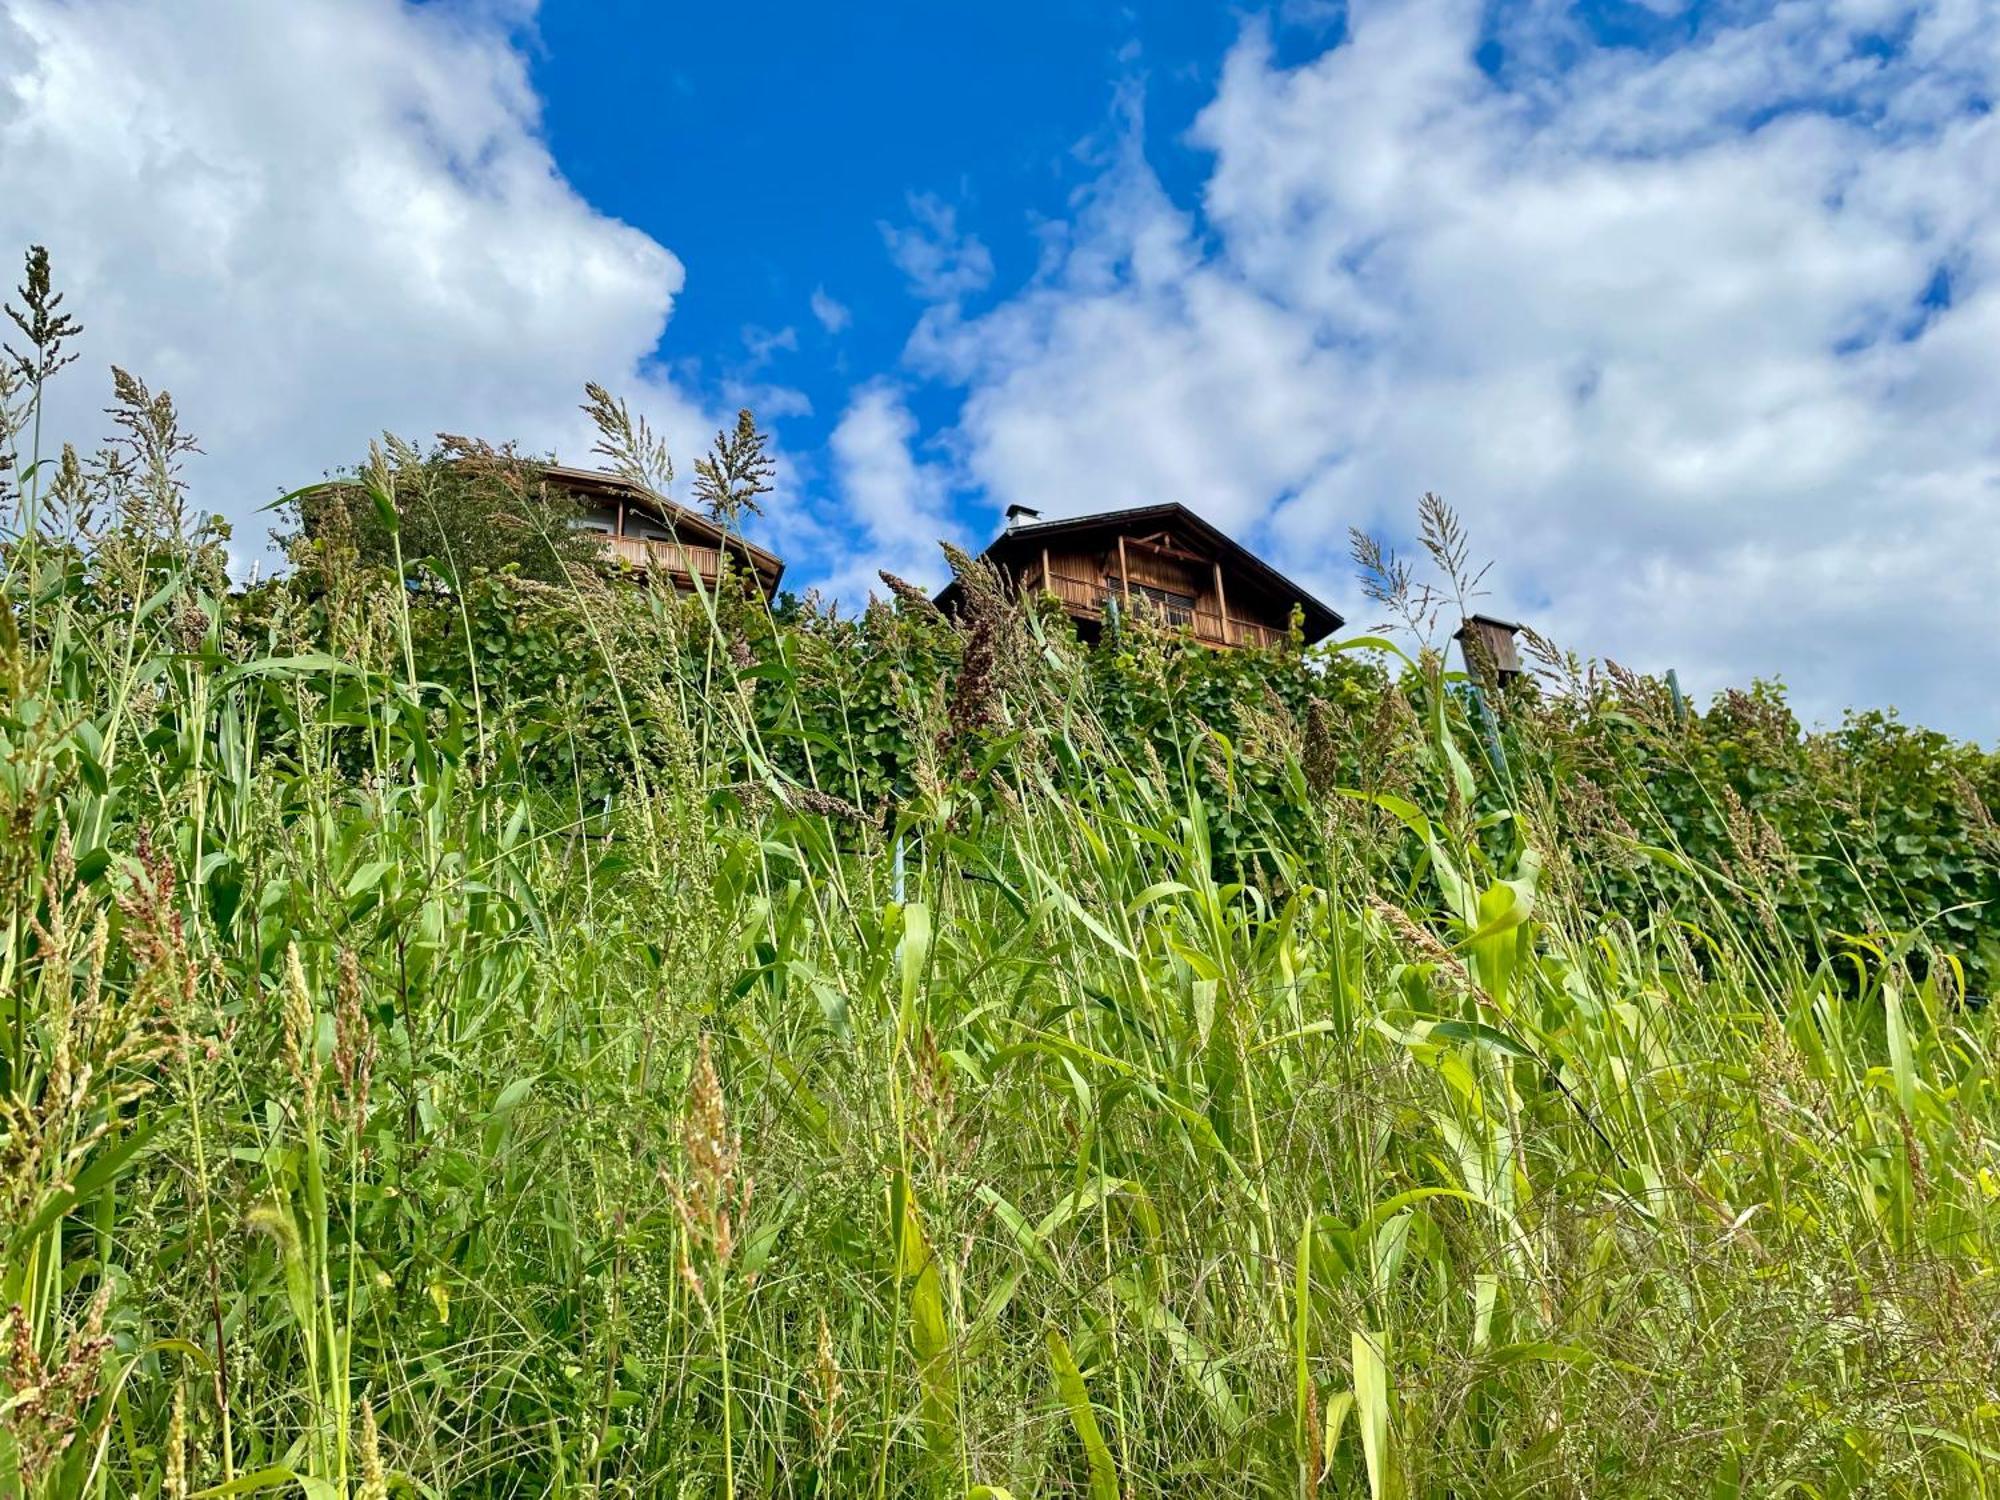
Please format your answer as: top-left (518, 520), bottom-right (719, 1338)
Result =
top-left (602, 534), bottom-right (726, 582)
top-left (1029, 567), bottom-right (1287, 649)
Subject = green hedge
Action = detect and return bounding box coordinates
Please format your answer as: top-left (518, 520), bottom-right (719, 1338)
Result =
top-left (247, 563), bottom-right (1999, 996)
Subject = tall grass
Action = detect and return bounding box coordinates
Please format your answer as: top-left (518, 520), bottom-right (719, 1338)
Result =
top-left (3, 262), bottom-right (1998, 1497)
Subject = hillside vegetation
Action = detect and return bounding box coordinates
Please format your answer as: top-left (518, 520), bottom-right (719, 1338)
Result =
top-left (5, 254), bottom-right (2000, 1497)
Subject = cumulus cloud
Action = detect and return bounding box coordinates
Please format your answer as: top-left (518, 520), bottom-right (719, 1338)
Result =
top-left (0, 0), bottom-right (761, 566)
top-left (905, 0), bottom-right (2000, 738)
top-left (823, 379), bottom-right (961, 599)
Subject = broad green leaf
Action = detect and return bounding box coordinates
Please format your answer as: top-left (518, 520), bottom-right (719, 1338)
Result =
top-left (189, 1466), bottom-right (306, 1498)
top-left (899, 899), bottom-right (932, 1038)
top-left (1045, 1328), bottom-right (1118, 1500)
top-left (1884, 981), bottom-right (1917, 1115)
top-left (895, 1174), bottom-right (958, 1455)
top-left (1352, 1329), bottom-right (1394, 1500)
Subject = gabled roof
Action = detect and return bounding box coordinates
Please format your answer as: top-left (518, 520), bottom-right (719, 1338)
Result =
top-left (1453, 612), bottom-right (1522, 637)
top-left (540, 463), bottom-right (786, 586)
top-left (934, 501), bottom-right (1343, 644)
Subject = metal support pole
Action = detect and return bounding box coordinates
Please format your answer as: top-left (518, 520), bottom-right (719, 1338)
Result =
top-left (1469, 685), bottom-right (1510, 784)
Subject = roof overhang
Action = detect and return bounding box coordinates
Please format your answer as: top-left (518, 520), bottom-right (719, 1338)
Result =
top-left (934, 502), bottom-right (1343, 645)
top-left (1452, 613), bottom-right (1522, 638)
top-left (540, 464), bottom-right (786, 587)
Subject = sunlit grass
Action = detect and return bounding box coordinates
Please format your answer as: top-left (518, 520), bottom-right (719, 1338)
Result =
top-left (2, 253), bottom-right (1997, 1498)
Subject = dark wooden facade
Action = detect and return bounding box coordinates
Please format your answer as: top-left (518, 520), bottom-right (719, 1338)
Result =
top-left (936, 503), bottom-right (1342, 648)
top-left (551, 465), bottom-right (785, 599)
top-left (1454, 614), bottom-right (1523, 684)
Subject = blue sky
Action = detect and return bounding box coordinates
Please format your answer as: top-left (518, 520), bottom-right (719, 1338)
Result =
top-left (525, 0), bottom-right (1307, 513)
top-left (2, 0), bottom-right (1998, 738)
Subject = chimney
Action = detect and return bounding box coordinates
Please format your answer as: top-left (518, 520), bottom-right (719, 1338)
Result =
top-left (1004, 503), bottom-right (1041, 532)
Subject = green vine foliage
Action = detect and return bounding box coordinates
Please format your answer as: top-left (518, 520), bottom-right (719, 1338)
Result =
top-left (1512, 676), bottom-right (2000, 997)
top-left (252, 558), bottom-right (1997, 998)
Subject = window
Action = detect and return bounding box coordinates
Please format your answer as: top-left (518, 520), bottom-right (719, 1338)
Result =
top-left (1103, 578), bottom-right (1196, 627)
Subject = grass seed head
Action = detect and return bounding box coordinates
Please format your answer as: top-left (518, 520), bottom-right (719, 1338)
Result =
top-left (357, 1397), bottom-right (389, 1500)
top-left (878, 570), bottom-right (940, 618)
top-left (332, 947), bottom-right (375, 1136)
top-left (809, 1309), bottom-right (845, 1456)
top-left (671, 1033), bottom-right (752, 1285)
top-left (282, 942), bottom-right (318, 1119)
top-left (164, 1384), bottom-right (188, 1500)
top-left (0, 1286), bottom-right (113, 1487)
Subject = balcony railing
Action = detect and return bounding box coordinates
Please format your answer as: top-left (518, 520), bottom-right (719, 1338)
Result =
top-left (1029, 567), bottom-right (1286, 648)
top-left (602, 534), bottom-right (726, 580)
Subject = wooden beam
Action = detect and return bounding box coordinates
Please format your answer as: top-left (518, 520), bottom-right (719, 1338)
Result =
top-left (1129, 532), bottom-right (1206, 564)
top-left (1213, 561), bottom-right (1230, 646)
top-left (1117, 534), bottom-right (1132, 615)
top-left (615, 497), bottom-right (626, 538)
top-left (1041, 545), bottom-right (1051, 594)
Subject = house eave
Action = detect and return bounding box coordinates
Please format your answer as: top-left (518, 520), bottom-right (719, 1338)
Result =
top-left (540, 463), bottom-right (786, 588)
top-left (932, 501), bottom-right (1343, 645)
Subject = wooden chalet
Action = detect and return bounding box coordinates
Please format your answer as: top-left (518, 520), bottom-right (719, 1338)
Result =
top-left (550, 464), bottom-right (785, 598)
top-left (935, 502), bottom-right (1342, 648)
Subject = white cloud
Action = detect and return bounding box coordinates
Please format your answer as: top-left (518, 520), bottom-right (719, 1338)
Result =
top-left (881, 192), bottom-right (995, 304)
top-left (740, 323), bottom-right (799, 368)
top-left (904, 0), bottom-right (2000, 739)
top-left (823, 379), bottom-right (961, 600)
top-left (0, 0), bottom-right (767, 565)
top-left (810, 285), bottom-right (852, 334)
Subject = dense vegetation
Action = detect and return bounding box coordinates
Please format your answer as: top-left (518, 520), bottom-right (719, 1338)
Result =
top-left (5, 250), bottom-right (2000, 1497)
